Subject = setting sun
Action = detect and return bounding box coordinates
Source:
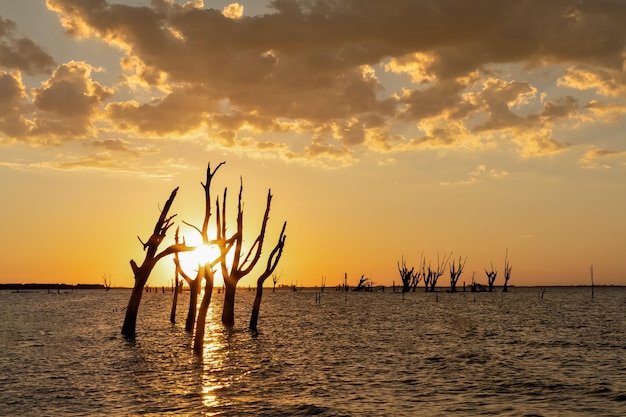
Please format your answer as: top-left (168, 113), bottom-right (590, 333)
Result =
top-left (176, 234), bottom-right (222, 281)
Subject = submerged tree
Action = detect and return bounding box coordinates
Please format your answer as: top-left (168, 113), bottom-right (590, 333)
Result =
top-left (186, 163), bottom-right (236, 354)
top-left (170, 228), bottom-right (182, 324)
top-left (353, 275), bottom-right (370, 291)
top-left (250, 222), bottom-right (287, 333)
top-left (502, 249), bottom-right (512, 293)
top-left (449, 256), bottom-right (467, 293)
top-left (485, 262), bottom-right (497, 292)
top-left (271, 273), bottom-right (281, 293)
top-left (398, 256), bottom-right (419, 293)
top-left (217, 183), bottom-right (279, 327)
top-left (121, 188), bottom-right (193, 337)
top-left (427, 252), bottom-right (452, 292)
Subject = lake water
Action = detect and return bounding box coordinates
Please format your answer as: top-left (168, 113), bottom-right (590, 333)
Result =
top-left (1, 287), bottom-right (625, 416)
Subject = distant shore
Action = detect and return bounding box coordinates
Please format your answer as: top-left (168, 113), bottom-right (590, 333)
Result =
top-left (0, 283), bottom-right (623, 291)
top-left (0, 283), bottom-right (107, 291)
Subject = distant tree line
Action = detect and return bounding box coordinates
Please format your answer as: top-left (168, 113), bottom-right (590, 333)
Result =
top-left (397, 250), bottom-right (512, 293)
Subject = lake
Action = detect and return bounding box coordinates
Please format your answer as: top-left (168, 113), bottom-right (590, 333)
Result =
top-left (1, 286), bottom-right (625, 416)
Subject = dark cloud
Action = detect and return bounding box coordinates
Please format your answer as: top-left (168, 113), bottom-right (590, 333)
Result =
top-left (0, 15), bottom-right (55, 75)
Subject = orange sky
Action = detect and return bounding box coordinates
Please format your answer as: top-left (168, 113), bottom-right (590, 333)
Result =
top-left (1, 1), bottom-right (625, 288)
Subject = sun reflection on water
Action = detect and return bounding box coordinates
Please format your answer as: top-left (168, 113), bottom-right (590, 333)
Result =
top-left (199, 304), bottom-right (228, 410)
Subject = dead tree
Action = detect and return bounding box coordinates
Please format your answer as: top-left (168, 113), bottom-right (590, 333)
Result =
top-left (217, 181), bottom-right (281, 327)
top-left (502, 249), bottom-right (512, 293)
top-left (174, 259), bottom-right (203, 331)
top-left (170, 228), bottom-right (182, 324)
top-left (590, 263), bottom-right (594, 299)
top-left (102, 273), bottom-right (112, 291)
top-left (398, 256), bottom-right (417, 293)
top-left (428, 252), bottom-right (452, 292)
top-left (353, 275), bottom-right (370, 291)
top-left (423, 262), bottom-right (433, 292)
top-left (250, 222), bottom-right (287, 332)
top-left (177, 163), bottom-right (237, 354)
top-left (192, 266), bottom-right (214, 355)
top-left (121, 187), bottom-right (193, 337)
top-left (271, 272), bottom-right (281, 292)
top-left (412, 256), bottom-right (425, 292)
top-left (449, 256), bottom-right (467, 293)
top-left (485, 261), bottom-right (497, 292)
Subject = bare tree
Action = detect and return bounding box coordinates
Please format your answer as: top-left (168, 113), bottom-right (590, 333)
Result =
top-left (250, 222), bottom-right (287, 332)
top-left (271, 272), bottom-right (281, 292)
top-left (174, 259), bottom-right (203, 331)
top-left (179, 163), bottom-right (238, 354)
top-left (102, 273), bottom-right (112, 291)
top-left (590, 263), bottom-right (594, 299)
top-left (423, 261), bottom-right (433, 292)
top-left (485, 261), bottom-right (497, 292)
top-left (428, 252), bottom-right (452, 292)
top-left (170, 228), bottom-right (182, 324)
top-left (217, 180), bottom-right (281, 327)
top-left (398, 256), bottom-right (415, 293)
top-left (353, 275), bottom-right (370, 291)
top-left (121, 188), bottom-right (193, 337)
top-left (502, 249), bottom-right (512, 293)
top-left (449, 256), bottom-right (467, 293)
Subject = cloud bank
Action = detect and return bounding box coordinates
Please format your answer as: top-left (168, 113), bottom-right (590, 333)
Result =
top-left (1, 0), bottom-right (626, 167)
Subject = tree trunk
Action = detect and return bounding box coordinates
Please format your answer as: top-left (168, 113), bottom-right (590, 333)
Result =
top-left (122, 283), bottom-right (145, 337)
top-left (193, 267), bottom-right (214, 355)
top-left (221, 278), bottom-right (237, 327)
top-left (185, 277), bottom-right (201, 332)
top-left (170, 272), bottom-right (179, 323)
top-left (249, 284), bottom-right (264, 332)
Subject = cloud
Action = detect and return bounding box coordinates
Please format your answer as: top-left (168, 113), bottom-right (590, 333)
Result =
top-left (580, 147), bottom-right (626, 168)
top-left (222, 3), bottom-right (244, 20)
top-left (0, 16), bottom-right (56, 75)
top-left (4, 0), bottom-right (621, 165)
top-left (441, 163), bottom-right (509, 186)
top-left (30, 61), bottom-right (114, 141)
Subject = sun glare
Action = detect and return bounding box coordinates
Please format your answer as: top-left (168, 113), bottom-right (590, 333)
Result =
top-left (177, 234), bottom-right (223, 281)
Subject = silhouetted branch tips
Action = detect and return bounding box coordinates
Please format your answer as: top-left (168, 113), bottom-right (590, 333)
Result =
top-left (503, 249), bottom-right (512, 292)
top-left (449, 256), bottom-right (467, 293)
top-left (103, 273), bottom-right (112, 291)
top-left (485, 261), bottom-right (498, 292)
top-left (398, 255), bottom-right (417, 293)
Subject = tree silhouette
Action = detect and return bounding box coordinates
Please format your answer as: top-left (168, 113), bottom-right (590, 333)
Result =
top-left (217, 182), bottom-right (277, 327)
top-left (170, 227), bottom-right (182, 324)
top-left (353, 275), bottom-right (370, 291)
top-left (426, 252), bottom-right (452, 292)
top-left (250, 222), bottom-right (287, 333)
top-left (502, 249), bottom-right (512, 293)
top-left (449, 256), bottom-right (467, 293)
top-left (485, 261), bottom-right (497, 292)
top-left (121, 187), bottom-right (194, 337)
top-left (398, 256), bottom-right (417, 293)
top-left (271, 273), bottom-right (281, 292)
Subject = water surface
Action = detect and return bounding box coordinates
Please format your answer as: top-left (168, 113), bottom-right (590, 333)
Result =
top-left (1, 287), bottom-right (625, 416)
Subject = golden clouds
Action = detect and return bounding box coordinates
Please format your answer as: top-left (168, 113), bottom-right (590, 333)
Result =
top-left (32, 62), bottom-right (112, 135)
top-left (1, 1), bottom-right (626, 167)
top-left (222, 3), bottom-right (244, 20)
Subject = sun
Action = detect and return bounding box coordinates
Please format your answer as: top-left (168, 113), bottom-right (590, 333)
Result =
top-left (177, 234), bottom-right (222, 278)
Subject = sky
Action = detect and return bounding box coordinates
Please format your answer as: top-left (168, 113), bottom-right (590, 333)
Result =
top-left (1, 0), bottom-right (626, 289)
